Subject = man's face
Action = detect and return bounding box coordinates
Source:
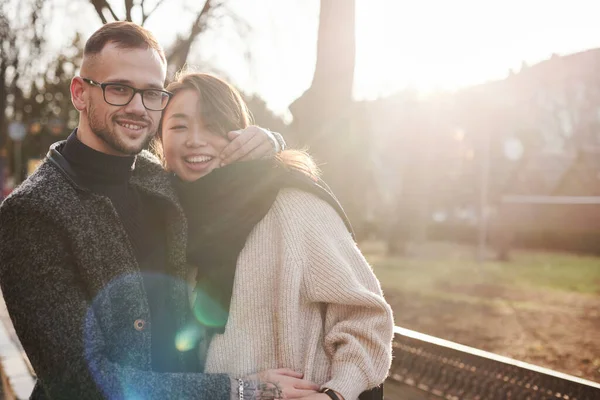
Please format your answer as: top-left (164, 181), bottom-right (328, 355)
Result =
top-left (84, 42), bottom-right (166, 156)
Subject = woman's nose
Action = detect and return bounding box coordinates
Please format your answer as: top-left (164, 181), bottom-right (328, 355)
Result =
top-left (185, 131), bottom-right (207, 148)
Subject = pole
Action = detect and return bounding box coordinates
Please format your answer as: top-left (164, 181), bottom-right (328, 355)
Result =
top-left (14, 140), bottom-right (22, 185)
top-left (477, 128), bottom-right (491, 263)
top-left (0, 152), bottom-right (4, 202)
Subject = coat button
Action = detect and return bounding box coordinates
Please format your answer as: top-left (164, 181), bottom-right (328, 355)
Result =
top-left (134, 319), bottom-right (146, 331)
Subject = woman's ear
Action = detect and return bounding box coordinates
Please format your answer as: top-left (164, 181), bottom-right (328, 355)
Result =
top-left (71, 77), bottom-right (87, 111)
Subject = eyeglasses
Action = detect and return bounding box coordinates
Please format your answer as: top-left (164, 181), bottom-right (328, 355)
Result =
top-left (82, 78), bottom-right (172, 111)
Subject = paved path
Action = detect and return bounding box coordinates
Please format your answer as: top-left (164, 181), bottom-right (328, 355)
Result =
top-left (0, 291), bottom-right (35, 399)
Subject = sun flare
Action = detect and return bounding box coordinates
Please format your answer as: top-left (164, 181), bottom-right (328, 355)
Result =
top-left (353, 0), bottom-right (600, 99)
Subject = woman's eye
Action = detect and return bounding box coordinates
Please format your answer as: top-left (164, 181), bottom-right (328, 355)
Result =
top-left (170, 125), bottom-right (187, 130)
top-left (204, 125), bottom-right (224, 137)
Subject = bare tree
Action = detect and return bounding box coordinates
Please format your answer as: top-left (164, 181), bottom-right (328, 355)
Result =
top-left (85, 0), bottom-right (248, 75)
top-left (0, 0), bottom-right (45, 147)
top-left (289, 0), bottom-right (365, 229)
top-left (289, 0), bottom-right (356, 142)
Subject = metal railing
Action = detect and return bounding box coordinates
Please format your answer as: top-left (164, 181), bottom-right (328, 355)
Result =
top-left (1, 325), bottom-right (599, 399)
top-left (389, 326), bottom-right (600, 400)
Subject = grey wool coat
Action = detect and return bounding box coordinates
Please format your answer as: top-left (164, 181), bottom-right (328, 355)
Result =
top-left (0, 141), bottom-right (231, 400)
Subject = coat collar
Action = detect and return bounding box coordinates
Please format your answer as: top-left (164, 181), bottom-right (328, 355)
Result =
top-left (47, 140), bottom-right (179, 208)
top-left (47, 139), bottom-right (188, 281)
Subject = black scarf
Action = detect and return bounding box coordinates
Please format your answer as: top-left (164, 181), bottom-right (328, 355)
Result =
top-left (174, 161), bottom-right (386, 400)
top-left (174, 159), bottom-right (352, 334)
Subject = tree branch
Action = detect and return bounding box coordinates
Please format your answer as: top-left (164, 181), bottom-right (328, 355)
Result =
top-left (225, 11), bottom-right (251, 38)
top-left (104, 1), bottom-right (120, 21)
top-left (190, 0), bottom-right (215, 37)
top-left (166, 0), bottom-right (218, 73)
top-left (124, 0), bottom-right (133, 22)
top-left (89, 0), bottom-right (108, 24)
top-left (140, 0), bottom-right (145, 22)
top-left (141, 0), bottom-right (166, 25)
top-left (89, 0), bottom-right (120, 23)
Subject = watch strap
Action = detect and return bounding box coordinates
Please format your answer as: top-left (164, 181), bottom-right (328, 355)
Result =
top-left (320, 387), bottom-right (342, 400)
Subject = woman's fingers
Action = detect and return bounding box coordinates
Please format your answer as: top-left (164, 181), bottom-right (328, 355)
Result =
top-left (292, 378), bottom-right (320, 390)
top-left (276, 379), bottom-right (319, 399)
top-left (287, 388), bottom-right (320, 398)
top-left (272, 370), bottom-right (319, 390)
top-left (271, 368), bottom-right (303, 378)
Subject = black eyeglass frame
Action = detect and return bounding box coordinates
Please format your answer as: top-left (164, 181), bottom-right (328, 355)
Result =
top-left (81, 77), bottom-right (172, 111)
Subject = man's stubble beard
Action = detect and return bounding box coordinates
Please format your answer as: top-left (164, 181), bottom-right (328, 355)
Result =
top-left (88, 101), bottom-right (157, 156)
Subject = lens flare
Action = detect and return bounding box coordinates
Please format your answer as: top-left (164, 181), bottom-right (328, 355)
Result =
top-left (175, 324), bottom-right (202, 352)
top-left (191, 287), bottom-right (228, 328)
top-left (84, 272), bottom-right (194, 398)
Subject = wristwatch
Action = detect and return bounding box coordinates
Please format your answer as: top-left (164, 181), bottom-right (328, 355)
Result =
top-left (320, 387), bottom-right (342, 400)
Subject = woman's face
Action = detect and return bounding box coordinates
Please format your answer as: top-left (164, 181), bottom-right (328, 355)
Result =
top-left (161, 89), bottom-right (230, 181)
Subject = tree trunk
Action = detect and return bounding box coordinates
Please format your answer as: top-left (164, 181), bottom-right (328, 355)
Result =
top-left (289, 0), bottom-right (361, 227)
top-left (289, 0), bottom-right (355, 142)
top-left (124, 0), bottom-right (133, 21)
top-left (0, 59), bottom-right (7, 148)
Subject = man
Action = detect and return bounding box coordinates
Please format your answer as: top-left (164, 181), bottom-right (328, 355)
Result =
top-left (0, 22), bottom-right (318, 399)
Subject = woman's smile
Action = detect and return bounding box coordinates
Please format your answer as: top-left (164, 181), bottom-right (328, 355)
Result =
top-left (183, 154), bottom-right (217, 172)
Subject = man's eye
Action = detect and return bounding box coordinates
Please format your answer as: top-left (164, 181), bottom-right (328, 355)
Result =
top-left (106, 85), bottom-right (130, 95)
top-left (146, 91), bottom-right (161, 99)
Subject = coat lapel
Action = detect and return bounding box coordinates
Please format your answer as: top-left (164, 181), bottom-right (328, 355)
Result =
top-left (130, 151), bottom-right (188, 279)
top-left (130, 152), bottom-right (190, 334)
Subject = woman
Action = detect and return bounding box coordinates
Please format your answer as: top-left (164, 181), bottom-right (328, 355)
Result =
top-left (156, 72), bottom-right (394, 400)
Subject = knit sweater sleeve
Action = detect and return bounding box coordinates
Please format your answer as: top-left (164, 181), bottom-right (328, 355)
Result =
top-left (277, 189), bottom-right (394, 400)
top-left (0, 196), bottom-right (231, 400)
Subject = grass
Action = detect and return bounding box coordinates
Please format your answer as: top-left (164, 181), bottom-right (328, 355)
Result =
top-left (361, 241), bottom-right (600, 296)
top-left (361, 241), bottom-right (600, 382)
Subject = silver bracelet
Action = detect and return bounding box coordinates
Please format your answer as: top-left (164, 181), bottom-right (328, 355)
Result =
top-left (237, 378), bottom-right (244, 400)
top-left (266, 129), bottom-right (281, 154)
top-left (272, 130), bottom-right (286, 152)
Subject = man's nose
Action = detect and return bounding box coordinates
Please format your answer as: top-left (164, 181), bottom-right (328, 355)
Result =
top-left (123, 92), bottom-right (146, 115)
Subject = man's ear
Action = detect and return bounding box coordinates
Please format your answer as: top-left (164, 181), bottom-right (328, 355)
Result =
top-left (71, 76), bottom-right (87, 111)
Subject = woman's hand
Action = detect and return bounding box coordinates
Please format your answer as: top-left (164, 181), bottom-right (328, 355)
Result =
top-left (298, 391), bottom-right (345, 400)
top-left (220, 126), bottom-right (278, 166)
top-left (241, 368), bottom-right (320, 399)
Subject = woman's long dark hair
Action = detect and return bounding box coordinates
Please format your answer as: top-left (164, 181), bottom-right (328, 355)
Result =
top-left (153, 71), bottom-right (319, 179)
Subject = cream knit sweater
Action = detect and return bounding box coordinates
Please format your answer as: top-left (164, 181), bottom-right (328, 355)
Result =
top-left (199, 189), bottom-right (394, 400)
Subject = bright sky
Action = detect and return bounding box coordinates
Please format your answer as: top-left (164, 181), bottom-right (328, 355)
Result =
top-left (46, 0), bottom-right (600, 117)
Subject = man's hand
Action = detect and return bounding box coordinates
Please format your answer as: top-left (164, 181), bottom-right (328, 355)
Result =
top-left (235, 368), bottom-right (320, 399)
top-left (220, 125), bottom-right (278, 166)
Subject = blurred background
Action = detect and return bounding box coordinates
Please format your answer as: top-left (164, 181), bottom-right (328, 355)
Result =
top-left (1, 0), bottom-right (599, 384)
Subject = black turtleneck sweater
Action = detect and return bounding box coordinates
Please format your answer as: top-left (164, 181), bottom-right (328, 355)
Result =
top-left (60, 131), bottom-right (182, 372)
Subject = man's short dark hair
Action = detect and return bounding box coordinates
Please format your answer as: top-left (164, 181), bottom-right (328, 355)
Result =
top-left (84, 21), bottom-right (166, 64)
